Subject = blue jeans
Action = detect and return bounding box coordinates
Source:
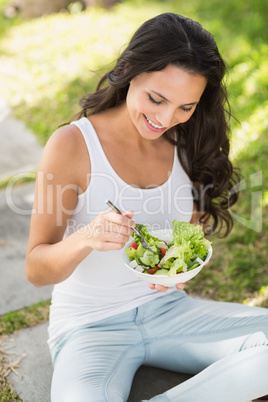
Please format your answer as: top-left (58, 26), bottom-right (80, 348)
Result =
top-left (50, 292), bottom-right (268, 402)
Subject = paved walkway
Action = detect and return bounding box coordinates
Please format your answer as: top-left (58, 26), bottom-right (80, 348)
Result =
top-left (0, 98), bottom-right (43, 183)
top-left (0, 98), bottom-right (53, 315)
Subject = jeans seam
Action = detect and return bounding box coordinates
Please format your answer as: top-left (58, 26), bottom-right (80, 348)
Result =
top-left (144, 323), bottom-right (268, 343)
top-left (104, 342), bottom-right (145, 401)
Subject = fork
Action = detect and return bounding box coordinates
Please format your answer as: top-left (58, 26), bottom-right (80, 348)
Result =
top-left (106, 200), bottom-right (156, 254)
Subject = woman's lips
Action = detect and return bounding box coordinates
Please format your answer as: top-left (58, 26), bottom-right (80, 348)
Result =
top-left (143, 114), bottom-right (166, 132)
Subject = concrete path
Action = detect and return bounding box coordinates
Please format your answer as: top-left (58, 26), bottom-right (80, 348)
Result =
top-left (0, 97), bottom-right (53, 315)
top-left (0, 182), bottom-right (53, 315)
top-left (0, 98), bottom-right (43, 182)
top-left (3, 323), bottom-right (52, 402)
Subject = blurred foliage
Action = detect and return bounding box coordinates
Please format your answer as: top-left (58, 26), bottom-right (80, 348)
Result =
top-left (0, 0), bottom-right (267, 305)
top-left (0, 0), bottom-right (267, 145)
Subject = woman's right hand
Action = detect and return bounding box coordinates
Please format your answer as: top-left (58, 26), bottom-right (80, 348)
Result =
top-left (80, 209), bottom-right (135, 252)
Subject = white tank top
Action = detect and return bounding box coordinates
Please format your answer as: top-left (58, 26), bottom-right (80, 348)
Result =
top-left (48, 117), bottom-right (193, 351)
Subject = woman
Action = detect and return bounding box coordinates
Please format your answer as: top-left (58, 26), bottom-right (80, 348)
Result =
top-left (26, 13), bottom-right (268, 402)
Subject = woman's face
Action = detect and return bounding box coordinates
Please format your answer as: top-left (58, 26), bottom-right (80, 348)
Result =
top-left (126, 64), bottom-right (207, 140)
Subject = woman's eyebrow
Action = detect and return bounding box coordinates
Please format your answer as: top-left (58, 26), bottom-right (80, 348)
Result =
top-left (151, 90), bottom-right (169, 102)
top-left (151, 90), bottom-right (198, 106)
top-left (183, 102), bottom-right (199, 106)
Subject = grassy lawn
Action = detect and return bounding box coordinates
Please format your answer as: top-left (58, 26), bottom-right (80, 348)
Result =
top-left (0, 0), bottom-right (267, 397)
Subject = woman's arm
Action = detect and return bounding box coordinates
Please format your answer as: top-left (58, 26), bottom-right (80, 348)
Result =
top-left (25, 125), bottom-right (134, 287)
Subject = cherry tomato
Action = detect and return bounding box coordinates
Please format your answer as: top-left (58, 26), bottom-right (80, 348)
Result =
top-left (147, 266), bottom-right (160, 275)
top-left (130, 242), bottom-right (138, 250)
top-left (159, 247), bottom-right (166, 258)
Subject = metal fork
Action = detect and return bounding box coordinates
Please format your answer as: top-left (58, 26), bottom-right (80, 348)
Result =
top-left (106, 200), bottom-right (156, 253)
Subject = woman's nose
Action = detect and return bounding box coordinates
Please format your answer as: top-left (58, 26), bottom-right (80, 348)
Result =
top-left (156, 109), bottom-right (179, 128)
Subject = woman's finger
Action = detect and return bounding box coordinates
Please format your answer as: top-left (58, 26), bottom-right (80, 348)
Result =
top-left (105, 209), bottom-right (135, 229)
top-left (176, 283), bottom-right (185, 290)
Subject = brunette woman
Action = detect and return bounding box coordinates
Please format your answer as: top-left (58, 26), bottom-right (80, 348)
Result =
top-left (26, 13), bottom-right (268, 402)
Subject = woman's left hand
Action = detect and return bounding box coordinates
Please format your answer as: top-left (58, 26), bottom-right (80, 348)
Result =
top-left (148, 283), bottom-right (185, 292)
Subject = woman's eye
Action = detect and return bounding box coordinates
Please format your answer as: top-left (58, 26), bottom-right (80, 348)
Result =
top-left (148, 94), bottom-right (163, 105)
top-left (182, 106), bottom-right (193, 113)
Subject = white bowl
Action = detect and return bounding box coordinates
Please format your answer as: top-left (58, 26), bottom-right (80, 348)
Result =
top-left (123, 228), bottom-right (212, 287)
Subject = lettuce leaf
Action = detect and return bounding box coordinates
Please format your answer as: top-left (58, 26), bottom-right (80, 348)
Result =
top-left (173, 220), bottom-right (204, 243)
top-left (171, 220), bottom-right (211, 263)
top-left (133, 223), bottom-right (162, 247)
top-left (158, 221), bottom-right (211, 274)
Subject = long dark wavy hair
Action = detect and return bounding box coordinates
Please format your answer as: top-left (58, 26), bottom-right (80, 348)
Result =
top-left (76, 12), bottom-right (240, 237)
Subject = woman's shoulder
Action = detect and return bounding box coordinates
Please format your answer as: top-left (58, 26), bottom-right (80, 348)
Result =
top-left (43, 124), bottom-right (86, 170)
top-left (46, 122), bottom-right (83, 152)
top-left (39, 123), bottom-right (91, 191)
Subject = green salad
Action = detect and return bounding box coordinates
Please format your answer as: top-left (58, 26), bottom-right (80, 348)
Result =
top-left (125, 220), bottom-right (211, 276)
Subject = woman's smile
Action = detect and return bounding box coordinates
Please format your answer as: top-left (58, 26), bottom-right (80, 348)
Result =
top-left (143, 114), bottom-right (166, 132)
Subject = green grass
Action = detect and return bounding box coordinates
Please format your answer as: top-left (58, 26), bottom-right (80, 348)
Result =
top-left (187, 120), bottom-right (268, 304)
top-left (0, 170), bottom-right (36, 189)
top-left (0, 300), bottom-right (50, 336)
top-left (0, 384), bottom-right (22, 402)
